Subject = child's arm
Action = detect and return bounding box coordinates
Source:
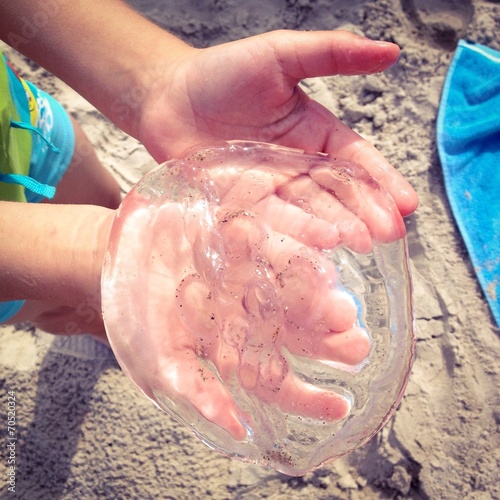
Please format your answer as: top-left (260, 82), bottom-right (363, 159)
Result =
top-left (0, 0), bottom-right (189, 143)
top-left (0, 201), bottom-right (113, 307)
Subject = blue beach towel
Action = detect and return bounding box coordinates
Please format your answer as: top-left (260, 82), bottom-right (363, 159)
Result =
top-left (437, 40), bottom-right (500, 327)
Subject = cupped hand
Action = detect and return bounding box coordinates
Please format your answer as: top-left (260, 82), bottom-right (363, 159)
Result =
top-left (103, 150), bottom-right (405, 440)
top-left (137, 30), bottom-right (417, 217)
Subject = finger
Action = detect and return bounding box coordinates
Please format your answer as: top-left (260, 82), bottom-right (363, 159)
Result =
top-left (266, 371), bottom-right (351, 421)
top-left (281, 274), bottom-right (359, 334)
top-left (322, 289), bottom-right (359, 332)
top-left (321, 116), bottom-right (419, 217)
top-left (320, 327), bottom-right (371, 365)
top-left (259, 229), bottom-right (333, 278)
top-left (214, 162), bottom-right (290, 207)
top-left (263, 29), bottom-right (400, 81)
top-left (216, 208), bottom-right (268, 261)
top-left (153, 351), bottom-right (248, 441)
top-left (276, 175), bottom-right (373, 253)
top-left (175, 274), bottom-right (219, 349)
top-left (254, 194), bottom-right (344, 250)
top-left (286, 326), bottom-right (372, 366)
top-left (309, 160), bottom-right (406, 244)
top-left (236, 344), bottom-right (351, 421)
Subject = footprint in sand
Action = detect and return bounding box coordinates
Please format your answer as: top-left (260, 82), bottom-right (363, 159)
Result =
top-left (401, 0), bottom-right (474, 50)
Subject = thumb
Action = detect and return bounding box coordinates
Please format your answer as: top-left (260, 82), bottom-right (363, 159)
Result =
top-left (261, 29), bottom-right (400, 81)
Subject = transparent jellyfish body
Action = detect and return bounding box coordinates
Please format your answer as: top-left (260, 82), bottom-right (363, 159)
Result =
top-left (101, 141), bottom-right (415, 476)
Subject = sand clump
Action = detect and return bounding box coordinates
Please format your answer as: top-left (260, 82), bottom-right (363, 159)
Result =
top-left (0, 0), bottom-right (499, 498)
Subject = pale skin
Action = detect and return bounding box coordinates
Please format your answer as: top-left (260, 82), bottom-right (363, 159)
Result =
top-left (0, 1), bottom-right (418, 428)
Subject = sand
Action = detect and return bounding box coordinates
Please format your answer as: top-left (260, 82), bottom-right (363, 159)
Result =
top-left (0, 0), bottom-right (499, 498)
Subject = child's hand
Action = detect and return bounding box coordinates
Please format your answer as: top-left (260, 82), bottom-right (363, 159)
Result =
top-left (136, 30), bottom-right (417, 217)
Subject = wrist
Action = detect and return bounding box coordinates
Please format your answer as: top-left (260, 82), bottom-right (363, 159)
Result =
top-left (75, 206), bottom-right (116, 312)
top-left (112, 34), bottom-right (196, 140)
top-left (0, 202), bottom-right (115, 309)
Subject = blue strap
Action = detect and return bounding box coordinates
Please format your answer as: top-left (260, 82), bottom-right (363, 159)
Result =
top-left (0, 173), bottom-right (55, 199)
top-left (3, 119), bottom-right (59, 199)
top-left (10, 120), bottom-right (60, 153)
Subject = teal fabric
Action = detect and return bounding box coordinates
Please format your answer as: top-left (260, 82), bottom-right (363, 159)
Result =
top-left (0, 56), bottom-right (75, 322)
top-left (22, 85), bottom-right (75, 203)
top-left (0, 300), bottom-right (24, 323)
top-left (437, 40), bottom-right (500, 327)
top-left (1, 54), bottom-right (74, 203)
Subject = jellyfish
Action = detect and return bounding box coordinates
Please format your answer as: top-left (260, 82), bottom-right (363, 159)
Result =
top-left (101, 141), bottom-right (415, 476)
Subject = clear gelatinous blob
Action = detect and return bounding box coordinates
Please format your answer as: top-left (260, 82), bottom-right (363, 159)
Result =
top-left (102, 141), bottom-right (415, 476)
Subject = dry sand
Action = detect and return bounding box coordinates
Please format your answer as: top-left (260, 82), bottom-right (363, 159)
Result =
top-left (1, 0), bottom-right (499, 498)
